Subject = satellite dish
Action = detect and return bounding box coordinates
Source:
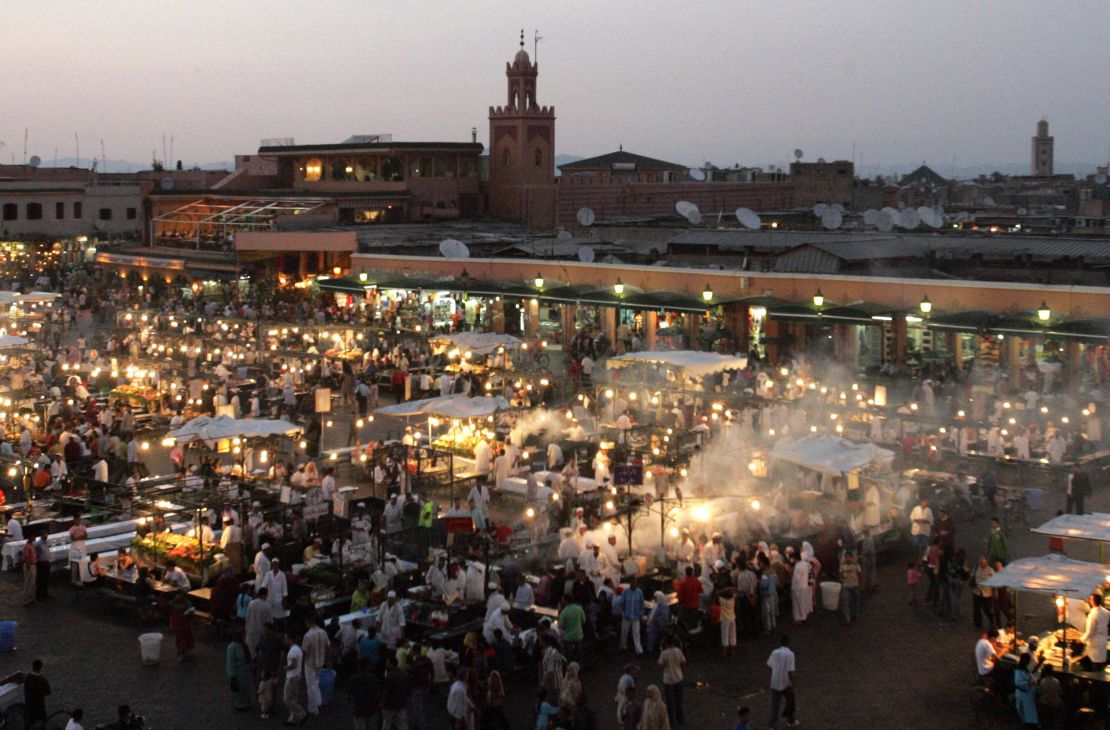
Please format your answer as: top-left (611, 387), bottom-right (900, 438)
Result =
top-left (812, 203), bottom-right (828, 217)
top-left (28, 155), bottom-right (41, 168)
top-left (831, 203), bottom-right (845, 215)
top-left (576, 207), bottom-right (596, 227)
top-left (557, 229), bottom-right (573, 239)
top-left (577, 246), bottom-right (596, 263)
top-left (736, 208), bottom-right (761, 230)
top-left (918, 206), bottom-right (940, 228)
top-left (683, 204), bottom-right (702, 225)
top-left (862, 209), bottom-right (879, 226)
top-left (876, 210), bottom-right (895, 232)
top-left (899, 208), bottom-right (921, 229)
top-left (438, 239), bottom-right (470, 259)
top-left (1017, 207), bottom-right (1028, 216)
top-left (983, 195), bottom-right (995, 207)
top-left (675, 201), bottom-right (696, 216)
top-left (794, 149), bottom-right (803, 161)
top-left (160, 178), bottom-right (174, 190)
top-left (689, 168), bottom-right (706, 181)
top-left (1097, 174), bottom-right (1108, 185)
top-left (820, 209), bottom-right (843, 230)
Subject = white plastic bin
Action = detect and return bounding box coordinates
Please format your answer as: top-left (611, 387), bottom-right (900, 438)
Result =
top-left (139, 633), bottom-right (163, 665)
top-left (820, 581), bottom-right (842, 611)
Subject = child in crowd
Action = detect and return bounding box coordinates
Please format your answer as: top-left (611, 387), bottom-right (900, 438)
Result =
top-left (257, 670), bottom-right (277, 720)
top-left (907, 559), bottom-right (923, 605)
top-left (717, 586), bottom-right (737, 657)
top-left (1048, 510), bottom-right (1066, 554)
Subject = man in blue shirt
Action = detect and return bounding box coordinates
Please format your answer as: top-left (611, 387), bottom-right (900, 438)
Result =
top-left (619, 575), bottom-right (646, 655)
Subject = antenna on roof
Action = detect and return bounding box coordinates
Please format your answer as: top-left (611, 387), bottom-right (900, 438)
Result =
top-left (899, 208), bottom-right (921, 230)
top-left (439, 239), bottom-right (470, 259)
top-left (736, 208), bottom-right (761, 230)
top-left (876, 209), bottom-right (895, 232)
top-left (534, 30), bottom-right (543, 60)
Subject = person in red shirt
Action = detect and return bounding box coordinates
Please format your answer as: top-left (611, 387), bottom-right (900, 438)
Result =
top-left (677, 566), bottom-right (702, 612)
top-left (21, 540), bottom-right (36, 605)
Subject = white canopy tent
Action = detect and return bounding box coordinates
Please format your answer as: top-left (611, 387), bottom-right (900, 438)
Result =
top-left (769, 436), bottom-right (894, 476)
top-left (0, 291), bottom-right (60, 306)
top-left (0, 334), bottom-right (29, 350)
top-left (166, 415), bottom-right (301, 443)
top-left (1032, 513), bottom-right (1110, 544)
top-left (605, 350), bottom-right (747, 378)
top-left (429, 332), bottom-right (521, 356)
top-left (375, 394), bottom-right (510, 419)
top-left (982, 554), bottom-right (1109, 597)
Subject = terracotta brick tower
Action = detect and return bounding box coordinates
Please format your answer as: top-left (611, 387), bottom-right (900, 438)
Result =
top-left (488, 30), bottom-right (556, 229)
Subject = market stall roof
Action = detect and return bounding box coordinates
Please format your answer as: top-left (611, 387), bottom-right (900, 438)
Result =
top-left (429, 332), bottom-right (521, 356)
top-left (626, 290), bottom-right (720, 313)
top-left (166, 415), bottom-right (301, 443)
top-left (605, 350), bottom-right (748, 377)
top-left (981, 554), bottom-right (1109, 596)
top-left (770, 436), bottom-right (894, 475)
top-left (375, 394), bottom-right (510, 419)
top-left (0, 334), bottom-right (29, 350)
top-left (1031, 513), bottom-right (1110, 543)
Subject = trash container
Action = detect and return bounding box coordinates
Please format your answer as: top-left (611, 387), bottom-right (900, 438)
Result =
top-left (0, 621), bottom-right (16, 652)
top-left (139, 633), bottom-right (163, 665)
top-left (318, 667), bottom-right (337, 706)
top-left (1025, 488), bottom-right (1043, 512)
top-left (820, 581), bottom-right (842, 611)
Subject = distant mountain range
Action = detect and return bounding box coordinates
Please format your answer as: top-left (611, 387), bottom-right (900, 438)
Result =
top-left (30, 157), bottom-right (232, 173)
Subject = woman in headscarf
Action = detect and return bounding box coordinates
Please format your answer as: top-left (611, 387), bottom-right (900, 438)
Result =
top-left (639, 685), bottom-right (671, 730)
top-left (790, 553), bottom-right (812, 624)
top-left (559, 661), bottom-right (582, 710)
top-left (645, 590), bottom-right (671, 654)
top-left (801, 540), bottom-right (820, 613)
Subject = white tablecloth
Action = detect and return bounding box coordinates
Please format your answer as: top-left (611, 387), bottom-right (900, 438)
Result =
top-left (336, 598), bottom-right (413, 627)
top-left (499, 471), bottom-right (598, 499)
top-left (2, 522), bottom-right (189, 570)
top-left (3, 518), bottom-right (146, 569)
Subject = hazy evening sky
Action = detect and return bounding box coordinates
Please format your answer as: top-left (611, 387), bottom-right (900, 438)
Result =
top-left (2, 0), bottom-right (1108, 172)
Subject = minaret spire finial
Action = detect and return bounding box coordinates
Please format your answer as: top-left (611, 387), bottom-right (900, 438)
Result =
top-left (520, 29), bottom-right (525, 49)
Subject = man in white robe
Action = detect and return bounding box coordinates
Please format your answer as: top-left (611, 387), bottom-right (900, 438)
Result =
top-left (260, 558), bottom-right (288, 619)
top-left (376, 591), bottom-right (406, 647)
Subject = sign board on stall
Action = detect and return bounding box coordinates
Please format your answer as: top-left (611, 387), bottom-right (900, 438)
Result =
top-left (304, 487), bottom-right (329, 520)
top-left (333, 492), bottom-right (349, 519)
top-left (216, 404), bottom-right (235, 418)
top-left (280, 486), bottom-right (293, 504)
top-left (315, 388), bottom-right (332, 414)
top-left (613, 464), bottom-right (643, 486)
top-left (443, 516), bottom-right (475, 533)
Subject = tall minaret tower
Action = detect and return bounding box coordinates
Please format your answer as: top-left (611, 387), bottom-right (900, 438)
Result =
top-left (488, 30), bottom-right (557, 229)
top-left (1031, 119), bottom-right (1054, 176)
